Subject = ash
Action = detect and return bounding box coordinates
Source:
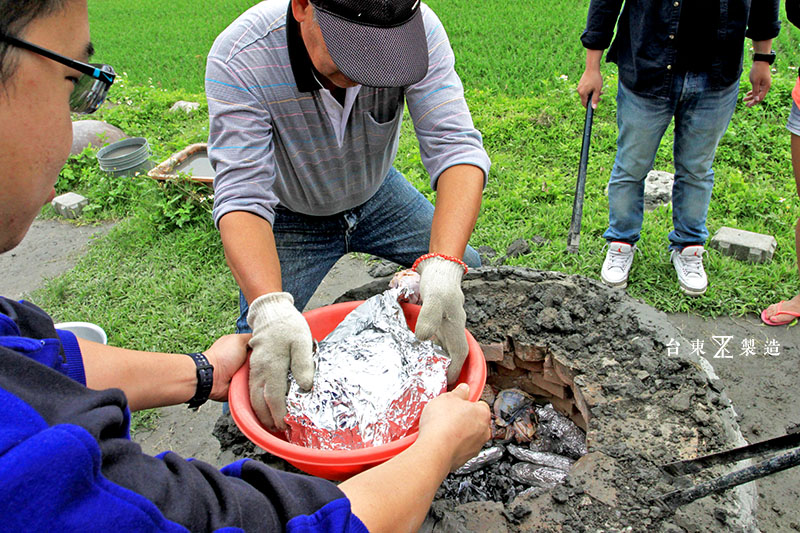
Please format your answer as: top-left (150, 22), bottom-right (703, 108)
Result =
top-left (437, 401), bottom-right (586, 504)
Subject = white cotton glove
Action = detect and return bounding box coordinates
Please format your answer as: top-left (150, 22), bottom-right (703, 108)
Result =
top-left (414, 256), bottom-right (469, 385)
top-left (247, 292), bottom-right (314, 430)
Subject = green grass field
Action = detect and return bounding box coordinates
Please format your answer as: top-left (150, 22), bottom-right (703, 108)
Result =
top-left (34, 1), bottom-right (800, 359)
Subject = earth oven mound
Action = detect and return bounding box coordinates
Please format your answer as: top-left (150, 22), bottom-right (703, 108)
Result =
top-left (214, 267), bottom-right (759, 533)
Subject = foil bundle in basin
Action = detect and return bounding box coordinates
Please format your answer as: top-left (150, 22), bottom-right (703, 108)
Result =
top-left (284, 289), bottom-right (449, 450)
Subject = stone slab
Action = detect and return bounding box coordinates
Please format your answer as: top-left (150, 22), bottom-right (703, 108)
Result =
top-left (644, 170), bottom-right (674, 211)
top-left (70, 120), bottom-right (126, 155)
top-left (169, 100), bottom-right (200, 113)
top-left (709, 226), bottom-right (777, 263)
top-left (51, 192), bottom-right (88, 219)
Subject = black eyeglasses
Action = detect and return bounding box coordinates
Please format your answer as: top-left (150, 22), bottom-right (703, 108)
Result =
top-left (1, 34), bottom-right (115, 114)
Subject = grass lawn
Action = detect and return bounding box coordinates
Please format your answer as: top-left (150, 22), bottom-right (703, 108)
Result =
top-left (32, 0), bottom-right (800, 360)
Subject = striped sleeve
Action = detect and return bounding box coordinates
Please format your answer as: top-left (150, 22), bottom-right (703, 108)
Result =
top-left (206, 53), bottom-right (280, 228)
top-left (405, 5), bottom-right (491, 190)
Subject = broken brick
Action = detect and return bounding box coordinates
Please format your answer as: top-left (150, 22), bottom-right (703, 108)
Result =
top-left (514, 342), bottom-right (548, 362)
top-left (496, 365), bottom-right (528, 377)
top-left (497, 350), bottom-right (517, 371)
top-left (514, 358), bottom-right (544, 373)
top-left (531, 373), bottom-right (569, 399)
top-left (552, 355), bottom-right (576, 387)
top-left (572, 384), bottom-right (593, 426)
top-left (480, 342), bottom-right (504, 362)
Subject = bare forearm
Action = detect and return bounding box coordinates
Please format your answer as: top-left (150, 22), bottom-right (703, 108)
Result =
top-left (219, 211), bottom-right (282, 303)
top-left (752, 39), bottom-right (773, 54)
top-left (585, 48), bottom-right (603, 71)
top-left (430, 164), bottom-right (483, 258)
top-left (339, 436), bottom-right (450, 533)
top-left (80, 340), bottom-right (196, 411)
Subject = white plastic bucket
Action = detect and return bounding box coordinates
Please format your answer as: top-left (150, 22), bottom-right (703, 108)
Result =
top-left (54, 321), bottom-right (108, 345)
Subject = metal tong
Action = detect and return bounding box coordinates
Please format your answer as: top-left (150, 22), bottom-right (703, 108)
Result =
top-left (653, 429), bottom-right (800, 511)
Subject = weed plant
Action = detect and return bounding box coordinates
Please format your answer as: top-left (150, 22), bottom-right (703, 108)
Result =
top-left (33, 0), bottom-right (800, 368)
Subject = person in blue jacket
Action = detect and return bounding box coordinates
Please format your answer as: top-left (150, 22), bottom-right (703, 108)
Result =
top-left (0, 1), bottom-right (492, 531)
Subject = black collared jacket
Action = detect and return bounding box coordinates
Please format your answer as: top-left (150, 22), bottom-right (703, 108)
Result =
top-left (580, 0), bottom-right (780, 98)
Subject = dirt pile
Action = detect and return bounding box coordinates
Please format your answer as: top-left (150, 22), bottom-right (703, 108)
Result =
top-left (214, 267), bottom-right (760, 532)
top-left (341, 267), bottom-right (758, 533)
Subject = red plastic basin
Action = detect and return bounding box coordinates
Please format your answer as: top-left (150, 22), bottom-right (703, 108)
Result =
top-left (228, 300), bottom-right (487, 481)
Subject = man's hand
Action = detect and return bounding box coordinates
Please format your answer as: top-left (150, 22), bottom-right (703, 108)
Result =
top-left (417, 383), bottom-right (492, 472)
top-left (744, 61), bottom-right (772, 108)
top-left (414, 256), bottom-right (468, 384)
top-left (577, 49), bottom-right (604, 109)
top-left (247, 292), bottom-right (314, 430)
top-left (204, 333), bottom-right (252, 402)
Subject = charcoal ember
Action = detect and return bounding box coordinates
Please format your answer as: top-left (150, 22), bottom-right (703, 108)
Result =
top-left (454, 445), bottom-right (504, 475)
top-left (507, 444), bottom-right (574, 472)
top-left (535, 403), bottom-right (588, 459)
top-left (457, 479), bottom-right (490, 504)
top-left (481, 470), bottom-right (517, 504)
top-left (504, 504), bottom-right (534, 526)
top-left (509, 462), bottom-right (568, 488)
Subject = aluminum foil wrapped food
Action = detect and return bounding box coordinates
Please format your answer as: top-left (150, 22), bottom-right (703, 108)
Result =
top-left (389, 269), bottom-right (421, 304)
top-left (534, 403), bottom-right (588, 460)
top-left (284, 289), bottom-right (449, 450)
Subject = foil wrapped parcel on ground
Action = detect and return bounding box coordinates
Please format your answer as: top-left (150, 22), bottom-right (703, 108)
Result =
top-left (284, 288), bottom-right (449, 450)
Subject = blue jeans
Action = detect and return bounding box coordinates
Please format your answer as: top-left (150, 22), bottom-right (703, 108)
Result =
top-left (603, 73), bottom-right (739, 249)
top-left (235, 167), bottom-right (481, 333)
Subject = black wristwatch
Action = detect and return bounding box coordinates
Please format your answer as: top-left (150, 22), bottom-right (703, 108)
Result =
top-left (753, 51), bottom-right (776, 65)
top-left (185, 352), bottom-right (214, 409)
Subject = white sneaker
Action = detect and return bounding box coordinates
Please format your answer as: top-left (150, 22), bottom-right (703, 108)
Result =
top-left (671, 245), bottom-right (708, 296)
top-left (601, 242), bottom-right (636, 288)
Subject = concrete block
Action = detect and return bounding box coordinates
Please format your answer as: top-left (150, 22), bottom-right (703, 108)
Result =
top-left (709, 226), bottom-right (777, 263)
top-left (606, 170), bottom-right (674, 211)
top-left (51, 192), bottom-right (88, 219)
top-left (169, 100), bottom-right (200, 113)
top-left (644, 170), bottom-right (674, 211)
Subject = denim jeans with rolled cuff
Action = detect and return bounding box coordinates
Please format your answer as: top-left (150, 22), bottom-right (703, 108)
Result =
top-left (603, 73), bottom-right (739, 250)
top-left (234, 166), bottom-right (481, 334)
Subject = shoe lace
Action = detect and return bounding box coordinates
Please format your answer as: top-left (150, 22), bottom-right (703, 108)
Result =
top-left (679, 251), bottom-right (706, 277)
top-left (604, 244), bottom-right (637, 270)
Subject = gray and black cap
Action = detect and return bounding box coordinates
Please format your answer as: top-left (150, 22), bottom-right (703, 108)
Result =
top-left (309, 0), bottom-right (429, 87)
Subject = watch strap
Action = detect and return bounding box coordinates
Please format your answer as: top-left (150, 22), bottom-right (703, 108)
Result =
top-left (185, 352), bottom-right (214, 409)
top-left (753, 51), bottom-right (776, 65)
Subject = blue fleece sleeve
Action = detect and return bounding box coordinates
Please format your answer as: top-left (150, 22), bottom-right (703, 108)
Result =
top-left (287, 498), bottom-right (369, 533)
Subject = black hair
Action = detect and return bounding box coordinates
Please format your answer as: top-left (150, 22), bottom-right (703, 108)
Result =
top-left (0, 0), bottom-right (68, 82)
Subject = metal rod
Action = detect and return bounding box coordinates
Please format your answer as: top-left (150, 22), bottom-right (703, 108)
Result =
top-left (661, 432), bottom-right (800, 476)
top-left (656, 447), bottom-right (800, 511)
top-left (566, 95), bottom-right (594, 253)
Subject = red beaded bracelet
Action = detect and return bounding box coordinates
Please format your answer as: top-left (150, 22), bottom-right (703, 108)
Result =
top-left (411, 252), bottom-right (469, 275)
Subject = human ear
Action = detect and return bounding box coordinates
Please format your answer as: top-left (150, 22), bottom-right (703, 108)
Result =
top-left (291, 0), bottom-right (312, 22)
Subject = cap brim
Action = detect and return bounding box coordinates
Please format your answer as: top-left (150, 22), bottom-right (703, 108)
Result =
top-left (315, 7), bottom-right (428, 88)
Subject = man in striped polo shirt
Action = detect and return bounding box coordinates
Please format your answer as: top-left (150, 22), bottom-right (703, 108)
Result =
top-left (206, 0), bottom-right (491, 430)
